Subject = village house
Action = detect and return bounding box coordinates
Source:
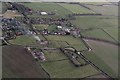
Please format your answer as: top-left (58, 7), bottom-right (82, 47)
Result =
top-left (26, 47), bottom-right (46, 61)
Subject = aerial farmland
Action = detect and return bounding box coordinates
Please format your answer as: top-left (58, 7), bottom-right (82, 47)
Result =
top-left (1, 1), bottom-right (119, 79)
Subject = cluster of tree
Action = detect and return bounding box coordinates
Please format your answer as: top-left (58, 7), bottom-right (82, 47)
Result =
top-left (9, 2), bottom-right (31, 17)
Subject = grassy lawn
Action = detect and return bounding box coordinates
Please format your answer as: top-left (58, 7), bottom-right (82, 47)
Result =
top-left (22, 2), bottom-right (72, 17)
top-left (83, 39), bottom-right (118, 78)
top-left (58, 3), bottom-right (95, 14)
top-left (81, 29), bottom-right (116, 42)
top-left (41, 60), bottom-right (100, 78)
top-left (43, 50), bottom-right (68, 61)
top-left (70, 16), bottom-right (115, 29)
top-left (9, 35), bottom-right (37, 46)
top-left (45, 35), bottom-right (87, 51)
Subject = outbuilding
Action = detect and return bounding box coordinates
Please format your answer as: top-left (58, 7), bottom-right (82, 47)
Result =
top-left (40, 12), bottom-right (48, 15)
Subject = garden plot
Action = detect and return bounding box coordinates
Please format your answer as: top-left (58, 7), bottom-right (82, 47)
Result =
top-left (41, 60), bottom-right (100, 78)
top-left (58, 3), bottom-right (95, 14)
top-left (45, 35), bottom-right (87, 51)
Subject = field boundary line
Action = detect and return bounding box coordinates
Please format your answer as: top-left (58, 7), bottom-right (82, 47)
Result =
top-left (82, 36), bottom-right (119, 46)
top-left (101, 28), bottom-right (118, 43)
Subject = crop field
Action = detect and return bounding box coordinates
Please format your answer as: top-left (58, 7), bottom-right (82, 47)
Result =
top-left (45, 35), bottom-right (87, 51)
top-left (81, 29), bottom-right (116, 42)
top-left (41, 60), bottom-right (100, 78)
top-left (2, 45), bottom-right (49, 78)
top-left (83, 39), bottom-right (118, 78)
top-left (22, 2), bottom-right (72, 17)
top-left (9, 35), bottom-right (37, 46)
top-left (58, 3), bottom-right (95, 14)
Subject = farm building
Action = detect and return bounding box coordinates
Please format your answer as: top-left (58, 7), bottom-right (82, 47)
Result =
top-left (40, 12), bottom-right (48, 15)
top-left (26, 47), bottom-right (46, 61)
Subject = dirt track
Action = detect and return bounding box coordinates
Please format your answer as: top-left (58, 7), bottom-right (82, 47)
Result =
top-left (2, 45), bottom-right (49, 78)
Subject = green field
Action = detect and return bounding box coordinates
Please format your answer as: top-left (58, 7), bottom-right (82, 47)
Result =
top-left (9, 35), bottom-right (37, 46)
top-left (84, 4), bottom-right (118, 16)
top-left (83, 39), bottom-right (118, 77)
top-left (59, 3), bottom-right (95, 14)
top-left (1, 2), bottom-right (8, 14)
top-left (81, 29), bottom-right (116, 42)
top-left (48, 40), bottom-right (69, 48)
top-left (22, 2), bottom-right (72, 17)
top-left (45, 35), bottom-right (87, 51)
top-left (104, 27), bottom-right (118, 42)
top-left (41, 60), bottom-right (100, 78)
top-left (81, 2), bottom-right (111, 5)
top-left (43, 49), bottom-right (68, 61)
top-left (38, 35), bottom-right (46, 41)
top-left (70, 16), bottom-right (116, 29)
top-left (33, 24), bottom-right (57, 32)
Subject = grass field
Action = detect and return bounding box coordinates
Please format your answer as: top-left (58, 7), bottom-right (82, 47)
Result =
top-left (22, 2), bottom-right (72, 17)
top-left (2, 45), bottom-right (49, 78)
top-left (41, 60), bottom-right (100, 78)
top-left (87, 73), bottom-right (108, 78)
top-left (83, 39), bottom-right (118, 78)
top-left (58, 3), bottom-right (95, 14)
top-left (45, 35), bottom-right (87, 51)
top-left (33, 24), bottom-right (57, 32)
top-left (48, 40), bottom-right (69, 48)
top-left (9, 35), bottom-right (37, 46)
top-left (84, 4), bottom-right (118, 16)
top-left (2, 2), bottom-right (8, 14)
top-left (103, 27), bottom-right (119, 42)
top-left (43, 49), bottom-right (68, 61)
top-left (81, 2), bottom-right (112, 5)
top-left (81, 29), bottom-right (116, 42)
top-left (70, 16), bottom-right (116, 29)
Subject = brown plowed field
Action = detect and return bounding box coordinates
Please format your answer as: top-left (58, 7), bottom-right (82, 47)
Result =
top-left (2, 45), bottom-right (49, 78)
